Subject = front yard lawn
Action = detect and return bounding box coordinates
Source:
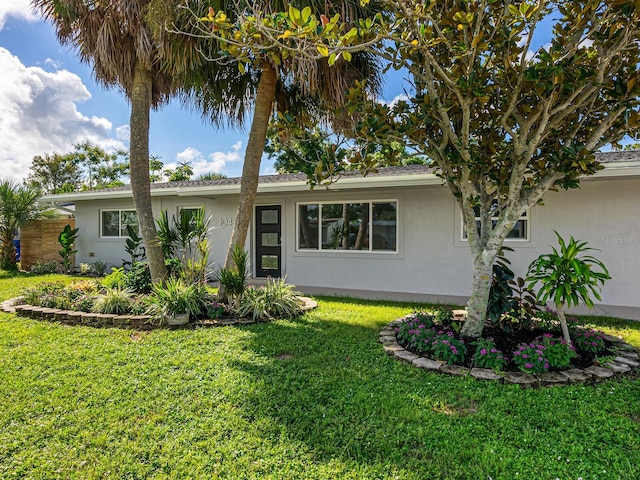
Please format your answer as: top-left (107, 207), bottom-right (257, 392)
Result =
top-left (1, 272), bottom-right (639, 479)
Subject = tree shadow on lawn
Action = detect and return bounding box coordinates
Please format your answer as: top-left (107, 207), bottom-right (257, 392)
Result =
top-left (220, 310), bottom-right (640, 479)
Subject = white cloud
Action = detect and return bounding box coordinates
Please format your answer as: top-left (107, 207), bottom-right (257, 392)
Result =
top-left (0, 47), bottom-right (124, 181)
top-left (44, 57), bottom-right (63, 69)
top-left (170, 142), bottom-right (243, 178)
top-left (116, 124), bottom-right (130, 142)
top-left (0, 1), bottom-right (38, 30)
top-left (384, 94), bottom-right (410, 108)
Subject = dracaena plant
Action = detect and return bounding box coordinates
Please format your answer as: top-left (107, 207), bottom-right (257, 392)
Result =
top-left (527, 232), bottom-right (610, 345)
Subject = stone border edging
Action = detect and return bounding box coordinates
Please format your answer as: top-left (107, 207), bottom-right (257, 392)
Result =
top-left (1, 296), bottom-right (318, 330)
top-left (381, 315), bottom-right (640, 388)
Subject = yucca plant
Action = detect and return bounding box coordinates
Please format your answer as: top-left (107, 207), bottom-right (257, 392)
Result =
top-left (527, 232), bottom-right (610, 344)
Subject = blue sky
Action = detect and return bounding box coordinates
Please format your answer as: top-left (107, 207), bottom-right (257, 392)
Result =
top-left (0, 2), bottom-right (409, 183)
top-left (0, 3), bottom-right (627, 183)
top-left (0, 2), bottom-right (265, 182)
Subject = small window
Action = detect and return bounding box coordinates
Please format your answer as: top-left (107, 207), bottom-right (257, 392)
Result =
top-left (462, 207), bottom-right (529, 241)
top-left (101, 209), bottom-right (138, 238)
top-left (297, 201), bottom-right (397, 252)
top-left (178, 206), bottom-right (205, 228)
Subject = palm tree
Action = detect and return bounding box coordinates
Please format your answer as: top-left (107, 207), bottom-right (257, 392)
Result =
top-left (0, 181), bottom-right (42, 270)
top-left (153, 0), bottom-right (382, 272)
top-left (32, 0), bottom-right (176, 284)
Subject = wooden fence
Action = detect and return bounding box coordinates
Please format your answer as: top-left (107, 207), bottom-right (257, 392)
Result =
top-left (20, 218), bottom-right (75, 271)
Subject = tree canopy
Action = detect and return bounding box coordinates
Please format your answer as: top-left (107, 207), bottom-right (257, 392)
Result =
top-left (197, 0), bottom-right (640, 337)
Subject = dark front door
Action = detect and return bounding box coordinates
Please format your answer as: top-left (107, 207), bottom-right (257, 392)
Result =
top-left (255, 205), bottom-right (281, 278)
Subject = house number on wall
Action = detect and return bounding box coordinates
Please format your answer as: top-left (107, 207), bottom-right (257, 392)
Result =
top-left (220, 217), bottom-right (233, 227)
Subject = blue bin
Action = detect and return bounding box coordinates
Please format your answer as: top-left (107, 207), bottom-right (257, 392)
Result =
top-left (12, 239), bottom-right (20, 261)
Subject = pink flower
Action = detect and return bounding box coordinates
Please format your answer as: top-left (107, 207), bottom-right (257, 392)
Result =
top-left (525, 363), bottom-right (533, 369)
top-left (480, 348), bottom-right (487, 355)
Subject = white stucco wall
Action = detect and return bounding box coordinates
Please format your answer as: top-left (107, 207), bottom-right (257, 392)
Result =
top-left (71, 175), bottom-right (640, 317)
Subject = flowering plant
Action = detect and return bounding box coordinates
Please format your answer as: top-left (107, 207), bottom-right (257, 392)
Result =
top-left (395, 316), bottom-right (437, 355)
top-left (572, 328), bottom-right (607, 354)
top-left (472, 338), bottom-right (507, 370)
top-left (430, 331), bottom-right (467, 364)
top-left (539, 334), bottom-right (576, 369)
top-left (512, 342), bottom-right (549, 373)
top-left (205, 299), bottom-right (227, 319)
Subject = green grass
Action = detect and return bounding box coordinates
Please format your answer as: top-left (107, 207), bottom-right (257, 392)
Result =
top-left (1, 274), bottom-right (639, 479)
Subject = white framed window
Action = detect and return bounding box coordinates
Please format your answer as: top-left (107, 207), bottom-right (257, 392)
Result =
top-left (100, 209), bottom-right (138, 238)
top-left (297, 200), bottom-right (398, 252)
top-left (461, 207), bottom-right (529, 241)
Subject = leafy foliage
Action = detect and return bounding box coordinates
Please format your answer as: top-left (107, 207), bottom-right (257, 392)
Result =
top-left (123, 224), bottom-right (145, 269)
top-left (30, 260), bottom-right (60, 275)
top-left (528, 232), bottom-right (610, 343)
top-left (123, 262), bottom-right (153, 294)
top-left (198, 0), bottom-right (640, 338)
top-left (0, 180), bottom-right (43, 270)
top-left (155, 208), bottom-right (211, 284)
top-left (92, 286), bottom-right (134, 315)
top-left (147, 278), bottom-right (203, 319)
top-left (487, 248), bottom-right (516, 324)
top-left (236, 277), bottom-right (302, 321)
top-left (472, 337), bottom-right (508, 371)
top-left (214, 245), bottom-right (250, 307)
top-left (57, 224), bottom-right (79, 273)
top-left (572, 328), bottom-right (608, 354)
top-left (101, 267), bottom-right (127, 290)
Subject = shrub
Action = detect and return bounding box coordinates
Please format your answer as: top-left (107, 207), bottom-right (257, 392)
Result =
top-left (539, 334), bottom-right (576, 369)
top-left (67, 280), bottom-right (100, 295)
top-left (91, 260), bottom-right (108, 277)
top-left (512, 342), bottom-right (549, 373)
top-left (72, 294), bottom-right (96, 313)
top-left (572, 328), bottom-right (607, 354)
top-left (22, 281), bottom-right (66, 305)
top-left (472, 338), bottom-right (508, 370)
top-left (123, 262), bottom-right (152, 294)
top-left (203, 298), bottom-right (227, 319)
top-left (92, 286), bottom-right (134, 315)
top-left (429, 331), bottom-right (467, 364)
top-left (237, 278), bottom-right (302, 321)
top-left (215, 245), bottom-right (249, 306)
top-left (433, 306), bottom-right (454, 325)
top-left (79, 263), bottom-right (92, 275)
top-left (30, 260), bottom-right (59, 274)
top-left (102, 267), bottom-right (127, 289)
top-left (147, 278), bottom-right (202, 320)
top-left (396, 315), bottom-right (437, 355)
top-left (58, 224), bottom-right (79, 273)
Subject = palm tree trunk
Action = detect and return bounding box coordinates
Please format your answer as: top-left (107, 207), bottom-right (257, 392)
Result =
top-left (130, 61), bottom-right (167, 284)
top-left (224, 62), bottom-right (277, 269)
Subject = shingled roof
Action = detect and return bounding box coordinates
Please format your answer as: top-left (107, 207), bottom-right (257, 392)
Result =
top-left (40, 150), bottom-right (639, 202)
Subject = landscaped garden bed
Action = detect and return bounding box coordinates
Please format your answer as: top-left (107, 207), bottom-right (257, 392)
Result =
top-left (382, 308), bottom-right (639, 387)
